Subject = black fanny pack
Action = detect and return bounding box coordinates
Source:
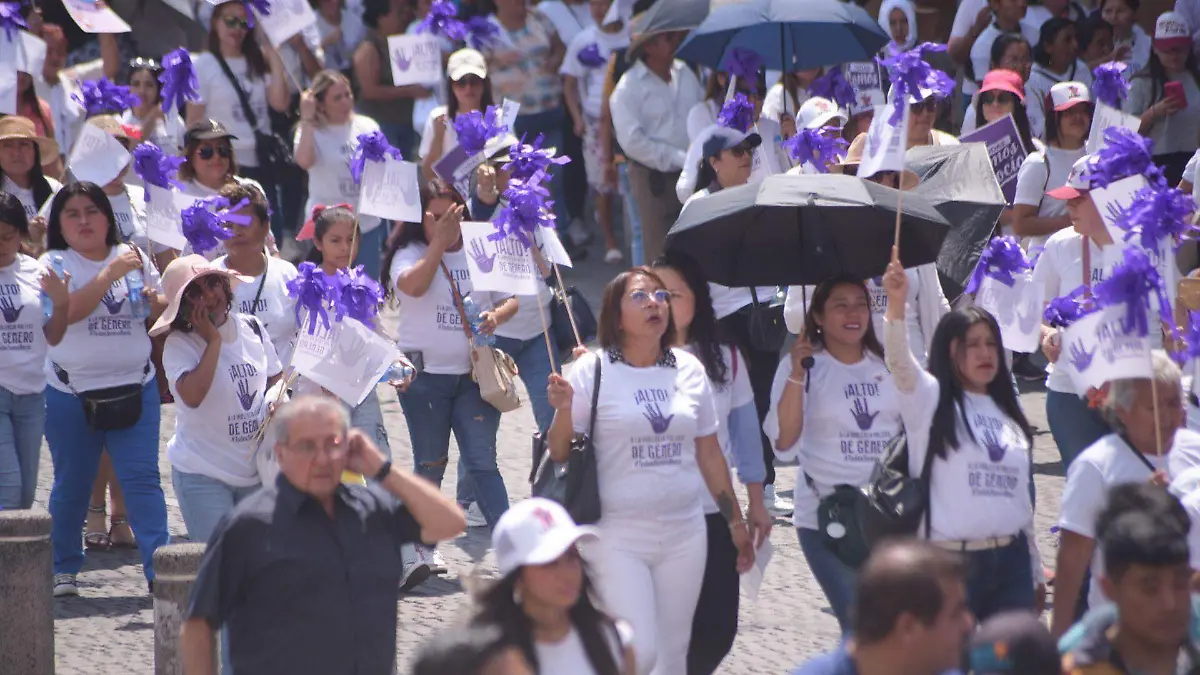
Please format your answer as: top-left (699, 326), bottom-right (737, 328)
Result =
top-left (54, 361), bottom-right (149, 432)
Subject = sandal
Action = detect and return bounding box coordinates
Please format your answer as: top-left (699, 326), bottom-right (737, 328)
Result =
top-left (83, 505), bottom-right (110, 551)
top-left (109, 517), bottom-right (136, 549)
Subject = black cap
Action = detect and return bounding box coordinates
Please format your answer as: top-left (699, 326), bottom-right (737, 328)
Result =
top-left (969, 611), bottom-right (1061, 675)
top-left (184, 119), bottom-right (238, 146)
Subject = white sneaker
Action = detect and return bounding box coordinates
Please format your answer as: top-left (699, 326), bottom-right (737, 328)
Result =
top-left (764, 484), bottom-right (793, 517)
top-left (464, 502), bottom-right (487, 528)
top-left (425, 547), bottom-right (449, 575)
top-left (400, 544), bottom-right (431, 591)
top-left (53, 573), bottom-right (79, 597)
top-left (566, 218), bottom-right (594, 247)
top-left (603, 248), bottom-right (624, 264)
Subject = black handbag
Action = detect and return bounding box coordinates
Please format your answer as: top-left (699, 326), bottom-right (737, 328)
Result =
top-left (213, 53), bottom-right (297, 174)
top-left (856, 434), bottom-right (937, 549)
top-left (530, 355), bottom-right (602, 525)
top-left (810, 475), bottom-right (872, 569)
top-left (747, 287), bottom-right (788, 353)
top-left (53, 361), bottom-right (151, 432)
top-left (549, 279), bottom-right (597, 358)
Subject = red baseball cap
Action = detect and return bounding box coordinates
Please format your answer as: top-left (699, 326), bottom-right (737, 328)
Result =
top-left (980, 69), bottom-right (1025, 103)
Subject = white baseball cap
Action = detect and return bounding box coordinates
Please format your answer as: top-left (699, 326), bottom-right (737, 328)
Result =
top-left (1155, 12), bottom-right (1192, 49)
top-left (492, 498), bottom-right (598, 576)
top-left (1046, 155), bottom-right (1098, 200)
top-left (1049, 81), bottom-right (1091, 112)
top-left (448, 49), bottom-right (488, 81)
top-left (798, 97), bottom-right (848, 130)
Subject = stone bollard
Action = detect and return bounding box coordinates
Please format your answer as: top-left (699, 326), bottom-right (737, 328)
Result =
top-left (153, 543), bottom-right (209, 675)
top-left (0, 509), bottom-right (54, 675)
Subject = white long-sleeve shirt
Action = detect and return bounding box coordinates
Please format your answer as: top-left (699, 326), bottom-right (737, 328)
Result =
top-left (610, 59), bottom-right (703, 172)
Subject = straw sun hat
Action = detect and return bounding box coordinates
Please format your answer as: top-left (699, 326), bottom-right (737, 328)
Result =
top-left (148, 255), bottom-right (252, 337)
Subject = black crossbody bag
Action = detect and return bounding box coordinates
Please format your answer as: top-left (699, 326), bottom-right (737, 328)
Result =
top-left (53, 361), bottom-right (151, 431)
top-left (212, 53), bottom-right (296, 175)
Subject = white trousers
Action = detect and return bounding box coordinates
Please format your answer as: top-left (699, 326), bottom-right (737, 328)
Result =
top-left (591, 514), bottom-right (708, 675)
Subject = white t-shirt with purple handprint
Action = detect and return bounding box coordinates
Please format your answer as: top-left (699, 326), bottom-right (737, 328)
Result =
top-left (763, 351), bottom-right (903, 531)
top-left (0, 254), bottom-right (50, 395)
top-left (164, 314), bottom-right (282, 487)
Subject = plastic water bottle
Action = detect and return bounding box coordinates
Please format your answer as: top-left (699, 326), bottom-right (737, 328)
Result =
top-left (125, 267), bottom-right (150, 319)
top-left (41, 253), bottom-right (65, 322)
top-left (378, 361), bottom-right (415, 385)
top-left (461, 294), bottom-right (495, 347)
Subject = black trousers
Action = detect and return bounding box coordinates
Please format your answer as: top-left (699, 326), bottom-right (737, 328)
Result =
top-left (561, 100), bottom-right (587, 221)
top-left (687, 514), bottom-right (740, 675)
top-left (718, 309), bottom-right (783, 485)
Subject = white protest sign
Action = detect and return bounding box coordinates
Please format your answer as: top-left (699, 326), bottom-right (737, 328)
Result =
top-left (387, 33), bottom-right (443, 87)
top-left (844, 62), bottom-right (885, 108)
top-left (63, 0), bottom-right (131, 33)
top-left (0, 66), bottom-right (14, 116)
top-left (460, 221), bottom-right (539, 296)
top-left (1059, 306), bottom-right (1153, 395)
top-left (754, 117), bottom-right (783, 176)
top-left (292, 316), bottom-right (400, 407)
top-left (251, 0), bottom-right (317, 46)
top-left (68, 123), bottom-right (131, 186)
top-left (975, 275), bottom-right (1044, 353)
top-left (144, 185), bottom-right (188, 250)
top-left (1090, 174), bottom-right (1147, 244)
top-left (858, 103), bottom-right (909, 179)
top-left (739, 537), bottom-right (774, 605)
top-left (1086, 102), bottom-right (1142, 154)
top-left (536, 227), bottom-right (572, 268)
top-left (358, 157), bottom-right (422, 222)
top-left (15, 31), bottom-right (46, 78)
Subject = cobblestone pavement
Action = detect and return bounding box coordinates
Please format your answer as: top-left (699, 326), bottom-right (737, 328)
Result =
top-left (39, 242), bottom-right (1067, 674)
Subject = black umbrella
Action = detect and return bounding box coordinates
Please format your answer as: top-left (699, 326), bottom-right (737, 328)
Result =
top-left (664, 174), bottom-right (951, 288)
top-left (905, 144), bottom-right (1005, 302)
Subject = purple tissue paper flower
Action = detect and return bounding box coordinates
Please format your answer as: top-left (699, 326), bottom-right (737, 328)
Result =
top-left (577, 43), bottom-right (608, 68)
top-left (349, 131), bottom-right (402, 184)
top-left (286, 262), bottom-right (338, 334)
top-left (965, 236), bottom-right (1032, 294)
top-left (131, 143), bottom-right (186, 200)
top-left (71, 78), bottom-right (141, 117)
top-left (417, 0), bottom-right (468, 41)
top-left (491, 173), bottom-right (556, 248)
top-left (181, 196), bottom-right (249, 254)
top-left (243, 0), bottom-right (270, 26)
top-left (333, 265), bottom-right (384, 328)
top-left (717, 93), bottom-right (755, 133)
top-left (1115, 182), bottom-right (1197, 252)
top-left (453, 105), bottom-right (509, 156)
top-left (0, 3), bottom-right (27, 42)
top-left (1093, 245), bottom-right (1173, 338)
top-left (878, 43), bottom-right (955, 126)
top-left (1092, 62), bottom-right (1130, 108)
top-left (1043, 285), bottom-right (1097, 328)
top-left (465, 16), bottom-right (500, 50)
top-left (782, 126), bottom-right (847, 173)
top-left (807, 67), bottom-right (856, 110)
top-left (502, 133), bottom-right (570, 181)
top-left (159, 48), bottom-right (200, 114)
top-left (724, 47), bottom-right (763, 89)
top-left (1084, 127), bottom-right (1164, 188)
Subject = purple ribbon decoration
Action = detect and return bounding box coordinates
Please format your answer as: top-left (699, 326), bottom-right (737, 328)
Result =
top-left (349, 131), bottom-right (402, 184)
top-left (286, 261), bottom-right (338, 334)
top-left (242, 0), bottom-right (270, 27)
top-left (1115, 182), bottom-right (1197, 252)
top-left (180, 197), bottom-right (250, 254)
top-left (964, 236), bottom-right (1032, 294)
top-left (807, 67), bottom-right (856, 110)
top-left (131, 143), bottom-right (186, 201)
top-left (0, 3), bottom-right (26, 42)
top-left (417, 0), bottom-right (468, 41)
top-left (1091, 62), bottom-right (1130, 109)
top-left (724, 47), bottom-right (763, 90)
top-left (71, 78), bottom-right (141, 117)
top-left (878, 43), bottom-right (955, 126)
top-left (501, 133), bottom-right (570, 181)
top-left (159, 48), bottom-right (200, 115)
top-left (332, 265), bottom-right (385, 328)
top-left (1092, 245), bottom-right (1174, 339)
top-left (1042, 285), bottom-right (1096, 328)
top-left (577, 43), bottom-right (608, 68)
top-left (717, 93), bottom-right (755, 134)
top-left (491, 173), bottom-right (556, 249)
top-left (1084, 127), bottom-right (1164, 189)
top-left (453, 105), bottom-right (509, 156)
top-left (465, 16), bottom-right (500, 50)
top-left (782, 126), bottom-right (847, 173)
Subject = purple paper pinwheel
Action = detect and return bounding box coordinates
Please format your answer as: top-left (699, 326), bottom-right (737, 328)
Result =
top-left (717, 93), bottom-right (755, 134)
top-left (723, 47), bottom-right (763, 90)
top-left (878, 43), bottom-right (955, 125)
top-left (1093, 245), bottom-right (1173, 339)
top-left (491, 173), bottom-right (556, 248)
top-left (964, 236), bottom-right (1032, 294)
top-left (465, 16), bottom-right (500, 50)
top-left (782, 127), bottom-right (847, 173)
top-left (1043, 285), bottom-right (1096, 328)
top-left (159, 48), bottom-right (200, 115)
top-left (577, 43), bottom-right (608, 68)
top-left (1114, 181), bottom-right (1197, 252)
top-left (180, 196), bottom-right (250, 254)
top-left (131, 143), bottom-right (186, 201)
top-left (0, 2), bottom-right (26, 42)
top-left (1084, 126), bottom-right (1164, 189)
top-left (417, 0), bottom-right (468, 41)
top-left (242, 0), bottom-right (270, 26)
top-left (453, 105), bottom-right (509, 156)
top-left (349, 131), bottom-right (402, 184)
top-left (502, 133), bottom-right (570, 181)
top-left (72, 78), bottom-right (141, 117)
top-left (1092, 62), bottom-right (1130, 109)
top-left (807, 67), bottom-right (856, 110)
top-left (286, 261), bottom-right (338, 334)
top-left (332, 265), bottom-right (385, 328)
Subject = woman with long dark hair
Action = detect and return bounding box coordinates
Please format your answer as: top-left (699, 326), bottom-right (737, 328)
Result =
top-left (0, 116), bottom-right (61, 252)
top-left (1124, 12), bottom-right (1200, 185)
top-left (1026, 18), bottom-right (1092, 142)
top-left (469, 498), bottom-right (635, 675)
top-left (882, 252), bottom-right (1042, 622)
top-left (974, 69), bottom-right (1036, 153)
top-left (419, 48), bottom-right (496, 181)
top-left (119, 57), bottom-right (185, 153)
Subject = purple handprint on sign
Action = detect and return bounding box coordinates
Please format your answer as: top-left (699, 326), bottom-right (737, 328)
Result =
top-left (1068, 341), bottom-right (1096, 371)
top-left (981, 428), bottom-right (1007, 462)
top-left (0, 295), bottom-right (24, 323)
top-left (235, 376), bottom-right (257, 412)
top-left (850, 397), bottom-right (879, 431)
top-left (101, 288), bottom-right (125, 315)
top-left (1016, 297), bottom-right (1040, 333)
top-left (469, 238), bottom-right (497, 274)
top-left (643, 402), bottom-right (674, 434)
top-left (394, 50), bottom-right (412, 71)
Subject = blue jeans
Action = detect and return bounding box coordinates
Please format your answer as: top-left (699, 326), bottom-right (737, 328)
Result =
top-left (172, 469), bottom-right (259, 544)
top-left (1046, 390), bottom-right (1111, 470)
top-left (513, 109), bottom-right (570, 228)
top-left (396, 372), bottom-right (509, 527)
top-left (354, 220), bottom-right (387, 282)
top-left (350, 386), bottom-right (391, 458)
top-left (797, 527), bottom-right (857, 634)
top-left (964, 533), bottom-right (1036, 622)
top-left (618, 162), bottom-right (644, 266)
top-left (0, 386), bottom-right (45, 510)
top-left (493, 333), bottom-right (558, 432)
top-left (46, 383), bottom-right (168, 580)
top-left (377, 122), bottom-right (417, 163)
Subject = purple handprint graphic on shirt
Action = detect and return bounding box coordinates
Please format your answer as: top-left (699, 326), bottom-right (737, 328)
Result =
top-left (101, 288), bottom-right (125, 315)
top-left (850, 397), bottom-right (879, 431)
top-left (469, 238), bottom-right (497, 273)
top-left (0, 295), bottom-right (24, 323)
top-left (981, 428), bottom-right (1007, 463)
top-left (643, 403), bottom-right (674, 434)
top-left (235, 376), bottom-right (257, 412)
top-left (1068, 341), bottom-right (1096, 371)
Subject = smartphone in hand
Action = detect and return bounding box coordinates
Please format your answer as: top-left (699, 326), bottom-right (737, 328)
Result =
top-left (1165, 81), bottom-right (1186, 109)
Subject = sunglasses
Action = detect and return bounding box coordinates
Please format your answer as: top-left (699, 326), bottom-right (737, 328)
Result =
top-left (629, 289), bottom-right (671, 307)
top-left (909, 98), bottom-right (938, 113)
top-left (197, 144), bottom-right (232, 160)
top-left (452, 75), bottom-right (484, 87)
top-left (222, 15), bottom-right (251, 30)
top-left (727, 143), bottom-right (754, 158)
top-left (980, 92), bottom-right (1015, 106)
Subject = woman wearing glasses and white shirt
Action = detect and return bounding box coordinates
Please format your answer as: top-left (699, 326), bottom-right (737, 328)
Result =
top-left (545, 268), bottom-right (754, 675)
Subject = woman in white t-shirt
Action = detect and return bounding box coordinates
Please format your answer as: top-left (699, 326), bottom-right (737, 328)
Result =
top-left (544, 268), bottom-right (754, 675)
top-left (294, 70), bottom-right (385, 279)
top-left (0, 193), bottom-right (68, 510)
top-left (651, 253), bottom-right (770, 674)
top-left (1123, 15), bottom-right (1200, 185)
top-left (1025, 19), bottom-right (1093, 142)
top-left (881, 255), bottom-right (1042, 622)
top-left (0, 116), bottom-right (62, 253)
top-left (40, 182), bottom-right (170, 597)
top-left (419, 48), bottom-right (496, 182)
top-left (151, 255), bottom-right (281, 542)
top-left (765, 274), bottom-right (905, 633)
top-left (470, 498), bottom-right (635, 675)
top-left (119, 57), bottom-right (186, 154)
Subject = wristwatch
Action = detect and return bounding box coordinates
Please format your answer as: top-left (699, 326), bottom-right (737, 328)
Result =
top-left (373, 460), bottom-right (393, 482)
